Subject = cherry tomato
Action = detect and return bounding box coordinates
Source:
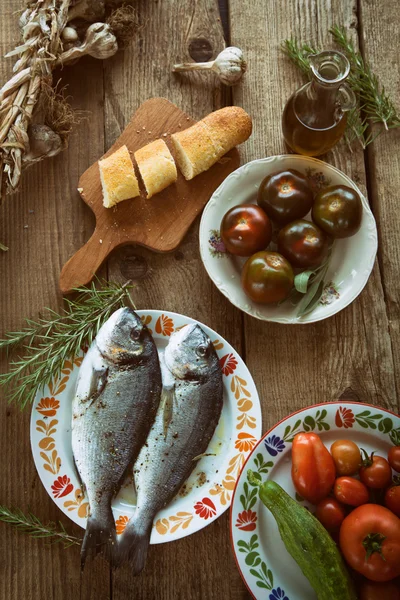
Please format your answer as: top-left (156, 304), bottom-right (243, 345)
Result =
top-left (257, 169), bottom-right (314, 226)
top-left (359, 580), bottom-right (400, 600)
top-left (291, 432), bottom-right (336, 505)
top-left (389, 447), bottom-right (400, 473)
top-left (220, 204), bottom-right (272, 257)
top-left (331, 439), bottom-right (362, 476)
top-left (241, 251), bottom-right (294, 303)
top-left (312, 185), bottom-right (362, 238)
top-left (339, 504), bottom-right (400, 582)
top-left (385, 485), bottom-right (400, 518)
top-left (360, 450), bottom-right (392, 489)
top-left (334, 476), bottom-right (369, 507)
top-left (315, 497), bottom-right (347, 532)
top-left (277, 219), bottom-right (329, 268)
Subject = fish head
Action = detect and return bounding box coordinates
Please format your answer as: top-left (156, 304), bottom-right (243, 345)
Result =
top-left (96, 307), bottom-right (149, 364)
top-left (164, 324), bottom-right (217, 380)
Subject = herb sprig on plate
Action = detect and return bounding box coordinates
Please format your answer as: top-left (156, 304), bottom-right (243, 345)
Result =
top-left (0, 279), bottom-right (134, 409)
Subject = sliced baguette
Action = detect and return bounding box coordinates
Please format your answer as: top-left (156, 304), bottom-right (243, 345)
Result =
top-left (134, 139), bottom-right (177, 199)
top-left (171, 107), bottom-right (252, 181)
top-left (99, 145), bottom-right (140, 208)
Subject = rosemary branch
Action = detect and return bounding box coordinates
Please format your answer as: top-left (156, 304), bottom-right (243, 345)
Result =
top-left (0, 505), bottom-right (80, 548)
top-left (0, 279), bottom-right (135, 408)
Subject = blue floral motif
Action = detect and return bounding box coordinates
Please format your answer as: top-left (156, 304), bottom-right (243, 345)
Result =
top-left (269, 587), bottom-right (289, 600)
top-left (264, 435), bottom-right (285, 457)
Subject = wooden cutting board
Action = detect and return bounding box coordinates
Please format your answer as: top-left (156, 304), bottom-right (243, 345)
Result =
top-left (59, 97), bottom-right (240, 293)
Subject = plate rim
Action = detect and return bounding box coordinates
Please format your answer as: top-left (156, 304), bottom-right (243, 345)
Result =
top-left (230, 400), bottom-right (400, 599)
top-left (199, 155), bottom-right (378, 324)
top-left (30, 308), bottom-right (262, 544)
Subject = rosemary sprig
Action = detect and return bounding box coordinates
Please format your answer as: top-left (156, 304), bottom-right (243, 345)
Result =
top-left (281, 39), bottom-right (318, 76)
top-left (0, 505), bottom-right (80, 548)
top-left (0, 279), bottom-right (135, 408)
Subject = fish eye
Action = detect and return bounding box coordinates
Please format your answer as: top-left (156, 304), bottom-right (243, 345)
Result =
top-left (130, 329), bottom-right (141, 341)
top-left (196, 344), bottom-right (209, 358)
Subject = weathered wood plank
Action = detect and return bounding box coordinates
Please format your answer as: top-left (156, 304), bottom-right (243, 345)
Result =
top-left (359, 0), bottom-right (400, 402)
top-left (0, 3), bottom-right (110, 599)
top-left (228, 0), bottom-right (398, 440)
top-left (102, 0), bottom-right (247, 598)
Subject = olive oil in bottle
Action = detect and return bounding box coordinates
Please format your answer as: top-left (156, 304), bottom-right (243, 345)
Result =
top-left (282, 51), bottom-right (356, 156)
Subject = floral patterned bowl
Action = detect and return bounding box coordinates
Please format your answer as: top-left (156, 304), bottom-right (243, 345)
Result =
top-left (30, 310), bottom-right (262, 543)
top-left (199, 156), bottom-right (378, 323)
top-left (231, 402), bottom-right (400, 599)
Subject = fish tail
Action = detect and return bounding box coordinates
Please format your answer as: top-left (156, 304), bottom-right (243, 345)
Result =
top-left (116, 516), bottom-right (152, 574)
top-left (81, 508), bottom-right (117, 569)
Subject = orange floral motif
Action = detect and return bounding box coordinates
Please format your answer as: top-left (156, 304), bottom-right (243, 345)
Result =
top-left (48, 375), bottom-right (69, 397)
top-left (116, 515), bottom-right (129, 535)
top-left (155, 314), bottom-right (174, 337)
top-left (64, 489), bottom-right (89, 518)
top-left (140, 315), bottom-right (153, 334)
top-left (36, 397), bottom-right (60, 417)
top-left (236, 413), bottom-right (257, 430)
top-left (168, 512), bottom-right (193, 533)
top-left (40, 449), bottom-right (61, 475)
top-left (213, 339), bottom-right (224, 351)
top-left (237, 398), bottom-right (253, 412)
top-left (236, 509), bottom-right (257, 531)
top-left (235, 432), bottom-right (257, 453)
top-left (219, 353), bottom-right (238, 376)
top-left (209, 483), bottom-right (229, 505)
top-left (51, 475), bottom-right (73, 498)
top-left (231, 376), bottom-right (251, 400)
top-left (335, 407), bottom-right (355, 429)
top-left (226, 453), bottom-right (245, 477)
top-left (194, 497), bottom-right (216, 520)
top-left (155, 518), bottom-right (170, 535)
top-left (36, 418), bottom-right (58, 451)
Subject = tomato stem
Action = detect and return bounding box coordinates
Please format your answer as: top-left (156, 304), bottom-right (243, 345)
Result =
top-left (362, 532), bottom-right (387, 561)
top-left (360, 448), bottom-right (374, 468)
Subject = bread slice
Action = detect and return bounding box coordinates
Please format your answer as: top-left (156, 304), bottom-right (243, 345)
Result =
top-left (99, 145), bottom-right (140, 208)
top-left (171, 122), bottom-right (220, 180)
top-left (134, 139), bottom-right (177, 199)
top-left (171, 107), bottom-right (252, 181)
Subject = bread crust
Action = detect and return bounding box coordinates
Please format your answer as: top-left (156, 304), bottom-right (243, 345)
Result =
top-left (135, 139), bottom-right (177, 199)
top-left (99, 145), bottom-right (140, 208)
top-left (202, 107), bottom-right (252, 155)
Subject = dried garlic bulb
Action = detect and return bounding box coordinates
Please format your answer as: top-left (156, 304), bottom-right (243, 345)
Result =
top-left (62, 27), bottom-right (79, 43)
top-left (57, 22), bottom-right (118, 64)
top-left (173, 46), bottom-right (247, 86)
top-left (24, 124), bottom-right (63, 164)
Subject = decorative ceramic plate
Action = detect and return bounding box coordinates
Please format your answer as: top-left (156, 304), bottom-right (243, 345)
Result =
top-left (199, 156), bottom-right (378, 323)
top-left (231, 402), bottom-right (400, 599)
top-left (30, 310), bottom-right (261, 544)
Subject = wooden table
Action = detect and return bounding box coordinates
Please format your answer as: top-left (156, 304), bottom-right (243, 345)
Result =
top-left (0, 1), bottom-right (399, 598)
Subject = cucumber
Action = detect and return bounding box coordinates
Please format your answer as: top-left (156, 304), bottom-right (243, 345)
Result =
top-left (253, 476), bottom-right (357, 600)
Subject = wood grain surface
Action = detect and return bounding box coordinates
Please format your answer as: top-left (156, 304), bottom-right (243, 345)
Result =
top-left (0, 1), bottom-right (399, 599)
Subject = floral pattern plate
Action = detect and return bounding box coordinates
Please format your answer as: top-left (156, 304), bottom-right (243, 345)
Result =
top-left (30, 310), bottom-right (261, 544)
top-left (199, 156), bottom-right (378, 323)
top-left (231, 401), bottom-right (400, 599)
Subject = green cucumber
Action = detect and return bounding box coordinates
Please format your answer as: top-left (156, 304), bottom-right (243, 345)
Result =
top-left (249, 474), bottom-right (357, 600)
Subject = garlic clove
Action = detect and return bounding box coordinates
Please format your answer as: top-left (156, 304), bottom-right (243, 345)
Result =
top-left (212, 46), bottom-right (247, 86)
top-left (62, 26), bottom-right (79, 43)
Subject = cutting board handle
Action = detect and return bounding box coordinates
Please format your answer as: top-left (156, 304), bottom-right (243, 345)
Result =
top-left (59, 229), bottom-right (112, 293)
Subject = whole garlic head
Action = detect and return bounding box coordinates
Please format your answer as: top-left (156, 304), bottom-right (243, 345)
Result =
top-left (212, 46), bottom-right (247, 86)
top-left (84, 22), bottom-right (118, 59)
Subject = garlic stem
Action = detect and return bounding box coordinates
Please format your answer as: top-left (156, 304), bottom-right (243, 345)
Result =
top-left (173, 62), bottom-right (214, 72)
top-left (173, 46), bottom-right (246, 86)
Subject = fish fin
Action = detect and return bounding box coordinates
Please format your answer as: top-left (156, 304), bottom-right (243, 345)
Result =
top-left (116, 518), bottom-right (153, 574)
top-left (160, 385), bottom-right (175, 438)
top-left (81, 509), bottom-right (117, 569)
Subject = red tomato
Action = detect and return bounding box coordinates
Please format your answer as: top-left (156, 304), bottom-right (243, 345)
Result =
top-left (360, 450), bottom-right (392, 489)
top-left (220, 204), bottom-right (272, 256)
top-left (359, 580), bottom-right (400, 600)
top-left (315, 497), bottom-right (347, 532)
top-left (334, 476), bottom-right (369, 507)
top-left (385, 486), bottom-right (400, 518)
top-left (339, 504), bottom-right (400, 582)
top-left (291, 432), bottom-right (336, 504)
top-left (331, 439), bottom-right (362, 476)
top-left (389, 447), bottom-right (400, 473)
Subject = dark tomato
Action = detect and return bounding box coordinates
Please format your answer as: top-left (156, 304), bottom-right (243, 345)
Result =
top-left (277, 219), bottom-right (329, 268)
top-left (312, 185), bottom-right (362, 238)
top-left (331, 439), bottom-right (362, 476)
top-left (385, 486), bottom-right (400, 518)
top-left (334, 476), bottom-right (369, 506)
top-left (389, 447), bottom-right (400, 473)
top-left (315, 497), bottom-right (347, 532)
top-left (241, 251), bottom-right (294, 303)
top-left (220, 204), bottom-right (272, 257)
top-left (257, 169), bottom-right (314, 226)
top-left (360, 451), bottom-right (392, 489)
top-left (339, 504), bottom-right (400, 582)
top-left (359, 580), bottom-right (400, 600)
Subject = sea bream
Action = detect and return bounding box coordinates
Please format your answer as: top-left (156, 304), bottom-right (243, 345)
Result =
top-left (71, 307), bottom-right (162, 567)
top-left (118, 323), bottom-right (223, 573)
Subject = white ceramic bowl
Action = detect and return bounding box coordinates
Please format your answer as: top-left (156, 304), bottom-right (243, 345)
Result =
top-left (199, 155), bottom-right (378, 324)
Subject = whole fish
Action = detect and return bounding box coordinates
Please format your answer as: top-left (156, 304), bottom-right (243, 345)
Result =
top-left (71, 307), bottom-right (162, 567)
top-left (118, 323), bottom-right (223, 573)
